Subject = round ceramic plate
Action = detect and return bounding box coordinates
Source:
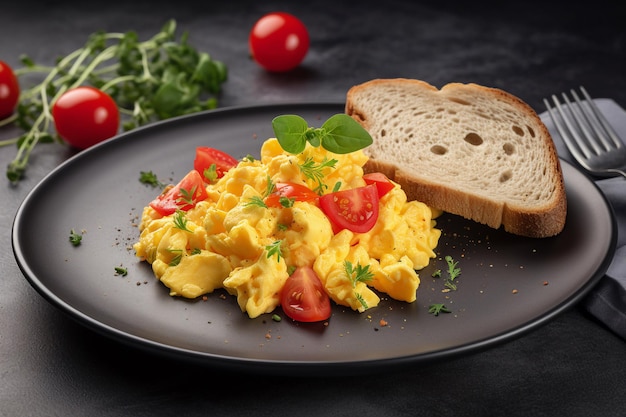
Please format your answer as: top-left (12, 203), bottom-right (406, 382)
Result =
top-left (12, 103), bottom-right (616, 376)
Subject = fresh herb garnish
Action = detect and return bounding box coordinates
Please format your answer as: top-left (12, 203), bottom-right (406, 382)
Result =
top-left (114, 266), bottom-right (128, 276)
top-left (168, 249), bottom-right (183, 266)
top-left (265, 240), bottom-right (284, 262)
top-left (299, 157), bottom-right (337, 194)
top-left (272, 113), bottom-right (372, 155)
top-left (344, 260), bottom-right (374, 309)
top-left (428, 303), bottom-right (451, 316)
top-left (444, 255), bottom-right (461, 290)
top-left (139, 171), bottom-right (164, 188)
top-left (245, 195), bottom-right (267, 208)
top-left (202, 164), bottom-right (219, 183)
top-left (172, 210), bottom-right (191, 232)
top-left (3, 19), bottom-right (227, 182)
top-left (177, 186), bottom-right (197, 206)
top-left (69, 229), bottom-right (83, 246)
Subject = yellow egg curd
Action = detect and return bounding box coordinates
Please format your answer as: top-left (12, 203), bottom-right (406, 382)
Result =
top-left (133, 138), bottom-right (441, 318)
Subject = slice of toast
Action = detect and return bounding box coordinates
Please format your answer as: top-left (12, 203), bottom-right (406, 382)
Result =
top-left (345, 78), bottom-right (566, 238)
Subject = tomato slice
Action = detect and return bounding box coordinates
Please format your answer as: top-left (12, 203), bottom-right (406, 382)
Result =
top-left (363, 172), bottom-right (395, 198)
top-left (149, 170), bottom-right (208, 216)
top-left (319, 184), bottom-right (379, 233)
top-left (194, 147), bottom-right (238, 182)
top-left (264, 182), bottom-right (319, 208)
top-left (280, 266), bottom-right (331, 322)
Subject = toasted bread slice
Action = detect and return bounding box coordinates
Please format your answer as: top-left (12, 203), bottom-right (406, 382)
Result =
top-left (345, 79), bottom-right (566, 238)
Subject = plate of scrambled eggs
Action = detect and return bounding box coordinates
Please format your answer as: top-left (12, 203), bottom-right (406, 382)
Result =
top-left (13, 103), bottom-right (615, 375)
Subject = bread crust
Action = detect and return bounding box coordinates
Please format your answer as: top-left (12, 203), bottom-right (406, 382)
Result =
top-left (346, 78), bottom-right (567, 238)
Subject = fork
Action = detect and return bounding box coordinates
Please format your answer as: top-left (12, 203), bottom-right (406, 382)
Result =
top-left (543, 86), bottom-right (626, 178)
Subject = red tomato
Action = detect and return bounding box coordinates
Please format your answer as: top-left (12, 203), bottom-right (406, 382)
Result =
top-left (265, 182), bottom-right (318, 207)
top-left (52, 86), bottom-right (119, 149)
top-left (194, 147), bottom-right (238, 182)
top-left (319, 184), bottom-right (379, 233)
top-left (149, 170), bottom-right (208, 216)
top-left (363, 172), bottom-right (395, 198)
top-left (280, 266), bottom-right (331, 322)
top-left (0, 60), bottom-right (20, 119)
top-left (249, 12), bottom-right (310, 72)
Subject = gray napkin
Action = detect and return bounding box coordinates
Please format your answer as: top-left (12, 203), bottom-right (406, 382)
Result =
top-left (540, 98), bottom-right (626, 340)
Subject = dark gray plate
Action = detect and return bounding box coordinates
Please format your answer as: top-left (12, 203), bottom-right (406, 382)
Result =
top-left (12, 103), bottom-right (616, 376)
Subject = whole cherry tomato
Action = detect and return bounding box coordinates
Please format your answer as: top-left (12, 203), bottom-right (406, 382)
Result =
top-left (52, 86), bottom-right (120, 149)
top-left (249, 12), bottom-right (310, 72)
top-left (0, 60), bottom-right (20, 119)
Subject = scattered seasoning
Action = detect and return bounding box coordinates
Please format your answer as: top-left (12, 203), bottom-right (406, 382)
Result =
top-left (512, 289), bottom-right (519, 294)
top-left (272, 314), bottom-right (282, 322)
top-left (379, 318), bottom-right (388, 327)
top-left (69, 229), bottom-right (83, 246)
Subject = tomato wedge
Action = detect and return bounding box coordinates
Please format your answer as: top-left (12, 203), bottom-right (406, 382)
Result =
top-left (194, 147), bottom-right (238, 182)
top-left (363, 172), bottom-right (395, 198)
top-left (149, 170), bottom-right (208, 216)
top-left (280, 266), bottom-right (331, 322)
top-left (265, 182), bottom-right (319, 208)
top-left (319, 184), bottom-right (379, 233)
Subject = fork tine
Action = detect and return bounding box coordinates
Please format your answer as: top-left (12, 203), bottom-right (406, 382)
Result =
top-left (543, 94), bottom-right (592, 162)
top-left (578, 86), bottom-right (624, 150)
top-left (558, 90), bottom-right (600, 158)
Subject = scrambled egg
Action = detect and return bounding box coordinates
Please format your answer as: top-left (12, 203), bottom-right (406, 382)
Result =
top-left (133, 138), bottom-right (441, 318)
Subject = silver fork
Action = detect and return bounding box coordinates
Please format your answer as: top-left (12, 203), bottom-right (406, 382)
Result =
top-left (543, 86), bottom-right (626, 178)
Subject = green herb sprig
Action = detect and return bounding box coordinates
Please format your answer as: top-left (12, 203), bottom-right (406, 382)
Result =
top-left (344, 260), bottom-right (374, 309)
top-left (272, 114), bottom-right (372, 155)
top-left (428, 303), bottom-right (451, 316)
top-left (3, 19), bottom-right (227, 182)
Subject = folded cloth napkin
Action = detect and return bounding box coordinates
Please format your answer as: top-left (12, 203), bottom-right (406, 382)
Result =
top-left (540, 98), bottom-right (626, 340)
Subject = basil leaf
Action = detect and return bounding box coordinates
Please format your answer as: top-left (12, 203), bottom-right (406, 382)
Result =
top-left (320, 114), bottom-right (373, 154)
top-left (272, 115), bottom-right (309, 154)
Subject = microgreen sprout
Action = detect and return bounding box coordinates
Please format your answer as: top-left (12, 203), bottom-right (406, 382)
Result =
top-left (3, 19), bottom-right (227, 182)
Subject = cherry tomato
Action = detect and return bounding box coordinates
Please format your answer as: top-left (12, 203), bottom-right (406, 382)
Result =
top-left (280, 266), bottom-right (331, 322)
top-left (249, 12), bottom-right (310, 72)
top-left (319, 184), bottom-right (379, 233)
top-left (52, 86), bottom-right (119, 149)
top-left (363, 172), bottom-right (395, 198)
top-left (149, 170), bottom-right (208, 216)
top-left (265, 182), bottom-right (319, 207)
top-left (194, 146), bottom-right (238, 182)
top-left (0, 60), bottom-right (20, 119)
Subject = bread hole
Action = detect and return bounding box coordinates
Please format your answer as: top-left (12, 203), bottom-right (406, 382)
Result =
top-left (380, 129), bottom-right (387, 137)
top-left (430, 145), bottom-right (448, 155)
top-left (527, 125), bottom-right (536, 138)
top-left (499, 170), bottom-right (513, 183)
top-left (512, 125), bottom-right (524, 136)
top-left (503, 142), bottom-right (515, 155)
top-left (447, 97), bottom-right (471, 106)
top-left (464, 132), bottom-right (483, 146)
